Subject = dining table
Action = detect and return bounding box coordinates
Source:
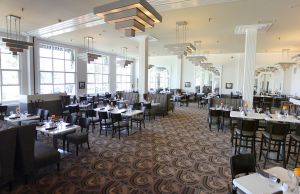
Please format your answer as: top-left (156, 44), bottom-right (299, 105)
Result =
top-left (233, 166), bottom-right (299, 194)
top-left (36, 122), bottom-right (80, 154)
top-left (94, 107), bottom-right (144, 118)
top-left (4, 114), bottom-right (40, 125)
top-left (230, 111), bottom-right (300, 124)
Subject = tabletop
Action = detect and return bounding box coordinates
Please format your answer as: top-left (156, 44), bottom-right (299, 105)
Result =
top-left (233, 167), bottom-right (298, 194)
top-left (94, 107), bottom-right (143, 117)
top-left (230, 111), bottom-right (300, 124)
top-left (4, 114), bottom-right (40, 122)
top-left (36, 123), bottom-right (80, 135)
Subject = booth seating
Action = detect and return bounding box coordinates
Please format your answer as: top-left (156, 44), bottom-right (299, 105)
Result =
top-left (117, 92), bottom-right (139, 105)
top-left (148, 94), bottom-right (174, 116)
top-left (209, 97), bottom-right (243, 110)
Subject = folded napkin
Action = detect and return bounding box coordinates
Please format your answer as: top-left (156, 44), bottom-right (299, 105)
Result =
top-left (100, 107), bottom-right (105, 110)
top-left (257, 169), bottom-right (280, 183)
top-left (65, 124), bottom-right (73, 127)
top-left (45, 126), bottom-right (57, 130)
top-left (9, 116), bottom-right (20, 119)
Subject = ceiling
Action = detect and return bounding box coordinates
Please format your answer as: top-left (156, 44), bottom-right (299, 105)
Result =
top-left (1, 0), bottom-right (300, 58)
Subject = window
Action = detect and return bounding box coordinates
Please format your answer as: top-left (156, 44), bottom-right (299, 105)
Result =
top-left (148, 67), bottom-right (170, 90)
top-left (116, 58), bottom-right (133, 91)
top-left (87, 56), bottom-right (109, 94)
top-left (39, 44), bottom-right (76, 95)
top-left (0, 46), bottom-right (20, 102)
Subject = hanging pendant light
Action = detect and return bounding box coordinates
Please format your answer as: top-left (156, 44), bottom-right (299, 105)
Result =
top-left (164, 21), bottom-right (196, 56)
top-left (275, 49), bottom-right (296, 71)
top-left (2, 15), bottom-right (33, 55)
top-left (120, 47), bottom-right (133, 67)
top-left (78, 36), bottom-right (102, 63)
top-left (94, 0), bottom-right (162, 37)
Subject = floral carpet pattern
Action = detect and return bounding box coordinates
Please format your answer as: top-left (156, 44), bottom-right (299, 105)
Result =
top-left (8, 103), bottom-right (286, 194)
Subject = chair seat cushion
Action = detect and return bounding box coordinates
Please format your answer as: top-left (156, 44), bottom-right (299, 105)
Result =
top-left (90, 117), bottom-right (100, 123)
top-left (101, 119), bottom-right (112, 125)
top-left (262, 131), bottom-right (285, 140)
top-left (66, 132), bottom-right (88, 143)
top-left (34, 141), bottom-right (60, 168)
top-left (236, 129), bottom-right (255, 136)
top-left (114, 121), bottom-right (129, 128)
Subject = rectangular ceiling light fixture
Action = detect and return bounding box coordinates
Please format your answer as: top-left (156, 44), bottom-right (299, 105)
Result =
top-left (94, 0), bottom-right (162, 37)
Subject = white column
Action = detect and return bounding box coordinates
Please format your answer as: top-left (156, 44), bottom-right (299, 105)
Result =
top-left (242, 27), bottom-right (258, 109)
top-left (138, 36), bottom-right (149, 101)
top-left (109, 55), bottom-right (117, 93)
top-left (180, 55), bottom-right (183, 89)
top-left (204, 70), bottom-right (209, 86)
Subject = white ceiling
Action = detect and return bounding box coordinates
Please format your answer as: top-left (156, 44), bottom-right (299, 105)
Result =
top-left (1, 0), bottom-right (300, 58)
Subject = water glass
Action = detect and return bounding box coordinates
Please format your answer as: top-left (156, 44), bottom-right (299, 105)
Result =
top-left (268, 174), bottom-right (277, 187)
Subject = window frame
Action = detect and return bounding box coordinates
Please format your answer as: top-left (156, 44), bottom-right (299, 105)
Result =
top-left (38, 43), bottom-right (76, 95)
top-left (116, 58), bottom-right (133, 91)
top-left (0, 46), bottom-right (21, 104)
top-left (86, 56), bottom-right (110, 94)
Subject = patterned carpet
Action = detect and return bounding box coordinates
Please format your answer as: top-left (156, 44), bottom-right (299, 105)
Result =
top-left (7, 103), bottom-right (292, 194)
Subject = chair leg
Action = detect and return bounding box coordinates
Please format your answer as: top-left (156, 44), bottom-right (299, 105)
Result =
top-left (87, 141), bottom-right (90, 149)
top-left (67, 142), bottom-right (70, 152)
top-left (276, 141), bottom-right (281, 162)
top-left (62, 139), bottom-right (66, 151)
top-left (57, 163), bottom-right (60, 171)
top-left (259, 136), bottom-right (264, 161)
top-left (119, 129), bottom-right (121, 139)
top-left (264, 138), bottom-right (272, 168)
top-left (295, 142), bottom-right (300, 168)
top-left (283, 140), bottom-right (286, 168)
top-left (127, 127), bottom-right (130, 136)
top-left (234, 133), bottom-right (238, 155)
top-left (287, 136), bottom-right (292, 165)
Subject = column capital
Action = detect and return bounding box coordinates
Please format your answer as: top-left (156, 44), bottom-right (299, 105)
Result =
top-left (234, 23), bottom-right (272, 35)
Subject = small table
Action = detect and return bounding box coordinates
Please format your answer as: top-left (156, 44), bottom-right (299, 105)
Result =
top-left (36, 123), bottom-right (80, 152)
top-left (5, 114), bottom-right (40, 125)
top-left (233, 167), bottom-right (297, 194)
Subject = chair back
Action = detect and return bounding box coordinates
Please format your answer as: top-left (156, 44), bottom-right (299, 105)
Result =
top-left (78, 118), bottom-right (90, 132)
top-left (66, 114), bottom-right (78, 125)
top-left (15, 125), bottom-right (36, 176)
top-left (295, 124), bottom-right (300, 136)
top-left (69, 105), bottom-right (79, 114)
top-left (133, 102), bottom-right (142, 110)
top-left (79, 96), bottom-right (87, 103)
top-left (240, 119), bottom-right (258, 133)
top-left (209, 109), bottom-right (221, 117)
top-left (98, 111), bottom-right (109, 120)
top-left (222, 110), bottom-right (231, 118)
top-left (266, 121), bottom-right (290, 136)
top-left (0, 128), bottom-right (17, 185)
top-left (36, 108), bottom-right (43, 117)
top-left (111, 113), bottom-right (122, 123)
top-left (263, 97), bottom-right (273, 103)
top-left (144, 103), bottom-right (152, 110)
top-left (105, 93), bottom-right (112, 99)
top-left (42, 109), bottom-right (49, 121)
top-left (230, 154), bottom-right (256, 180)
top-left (86, 109), bottom-right (97, 118)
top-left (0, 105), bottom-right (8, 116)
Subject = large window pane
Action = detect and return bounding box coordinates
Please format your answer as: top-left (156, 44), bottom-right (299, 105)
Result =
top-left (40, 45), bottom-right (52, 58)
top-left (53, 73), bottom-right (64, 84)
top-left (53, 47), bottom-right (64, 59)
top-left (66, 73), bottom-right (75, 83)
top-left (39, 44), bottom-right (75, 95)
top-left (65, 60), bottom-right (75, 72)
top-left (87, 63), bottom-right (95, 73)
top-left (87, 74), bottom-right (95, 83)
top-left (87, 84), bottom-right (95, 94)
top-left (40, 85), bottom-right (53, 94)
top-left (53, 59), bottom-right (64, 71)
top-left (40, 58), bottom-right (52, 71)
top-left (95, 75), bottom-right (103, 84)
top-left (40, 72), bottom-right (52, 84)
top-left (65, 84), bottom-right (75, 95)
top-left (2, 86), bottom-right (20, 101)
top-left (2, 71), bottom-right (19, 85)
top-left (53, 85), bottom-right (65, 93)
top-left (1, 54), bottom-right (19, 69)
